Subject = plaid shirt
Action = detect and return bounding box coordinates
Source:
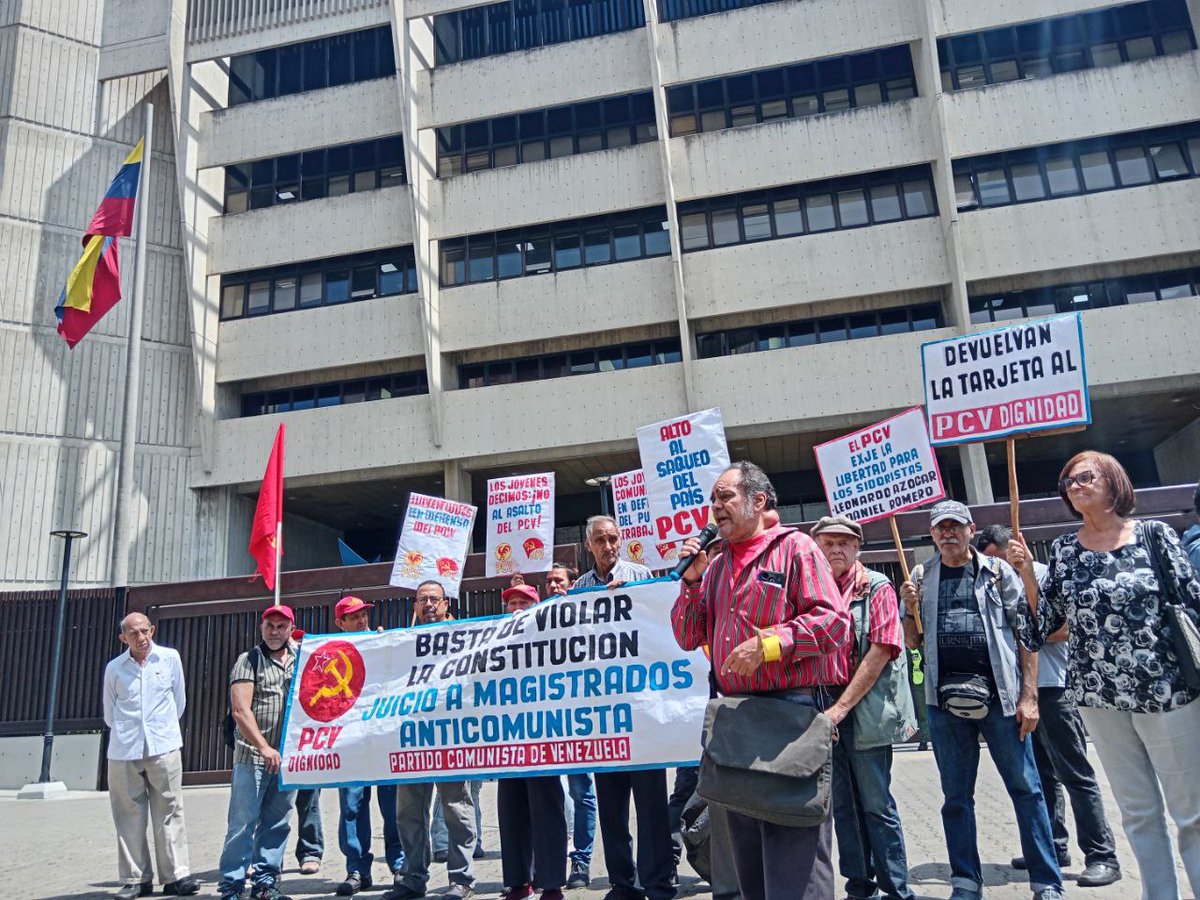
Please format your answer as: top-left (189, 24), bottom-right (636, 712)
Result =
top-left (839, 562), bottom-right (904, 664)
top-left (672, 525), bottom-right (852, 695)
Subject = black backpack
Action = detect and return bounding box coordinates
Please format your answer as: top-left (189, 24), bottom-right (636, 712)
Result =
top-left (223, 646), bottom-right (263, 750)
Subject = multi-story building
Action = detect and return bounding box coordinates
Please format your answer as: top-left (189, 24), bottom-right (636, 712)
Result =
top-left (5, 0), bottom-right (1200, 586)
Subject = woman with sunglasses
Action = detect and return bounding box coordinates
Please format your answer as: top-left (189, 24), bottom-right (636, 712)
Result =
top-left (1006, 450), bottom-right (1200, 900)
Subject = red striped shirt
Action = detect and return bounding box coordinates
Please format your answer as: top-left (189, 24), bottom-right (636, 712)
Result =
top-left (671, 525), bottom-right (853, 694)
top-left (838, 563), bottom-right (904, 663)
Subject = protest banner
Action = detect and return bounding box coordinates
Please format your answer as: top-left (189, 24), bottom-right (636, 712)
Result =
top-left (921, 313), bottom-right (1090, 535)
top-left (921, 313), bottom-right (1090, 447)
top-left (814, 407), bottom-right (945, 526)
top-left (388, 493), bottom-right (476, 597)
top-left (278, 579), bottom-right (709, 788)
top-left (814, 407), bottom-right (944, 632)
top-left (611, 469), bottom-right (674, 570)
top-left (485, 473), bottom-right (555, 577)
top-left (636, 408), bottom-right (730, 548)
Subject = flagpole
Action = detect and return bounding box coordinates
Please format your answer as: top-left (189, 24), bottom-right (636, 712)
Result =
top-left (110, 102), bottom-right (153, 589)
top-left (274, 521), bottom-right (282, 609)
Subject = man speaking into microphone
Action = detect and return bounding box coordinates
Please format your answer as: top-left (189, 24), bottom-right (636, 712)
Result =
top-left (670, 462), bottom-right (852, 900)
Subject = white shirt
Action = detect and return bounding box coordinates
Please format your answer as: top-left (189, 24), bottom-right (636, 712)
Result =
top-left (103, 643), bottom-right (186, 760)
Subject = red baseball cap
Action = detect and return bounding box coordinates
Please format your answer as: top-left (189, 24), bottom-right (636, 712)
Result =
top-left (261, 604), bottom-right (295, 624)
top-left (501, 584), bottom-right (540, 605)
top-left (334, 595), bottom-right (374, 619)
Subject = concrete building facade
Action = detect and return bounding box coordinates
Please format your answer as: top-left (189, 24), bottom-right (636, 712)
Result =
top-left (5, 0), bottom-right (1200, 585)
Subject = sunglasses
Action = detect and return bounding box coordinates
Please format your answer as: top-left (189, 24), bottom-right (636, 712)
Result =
top-left (1059, 470), bottom-right (1098, 492)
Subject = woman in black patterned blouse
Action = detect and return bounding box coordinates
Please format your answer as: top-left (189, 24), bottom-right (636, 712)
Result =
top-left (1007, 451), bottom-right (1200, 900)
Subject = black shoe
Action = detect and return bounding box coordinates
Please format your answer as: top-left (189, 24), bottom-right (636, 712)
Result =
top-left (163, 877), bottom-right (201, 896)
top-left (1076, 862), bottom-right (1122, 887)
top-left (338, 872), bottom-right (373, 896)
top-left (1011, 850), bottom-right (1071, 870)
top-left (250, 884), bottom-right (293, 900)
top-left (116, 884), bottom-right (153, 900)
top-left (565, 861), bottom-right (590, 889)
top-left (383, 885), bottom-right (426, 900)
top-left (601, 890), bottom-right (646, 900)
top-left (472, 843), bottom-right (486, 859)
top-left (433, 850), bottom-right (449, 863)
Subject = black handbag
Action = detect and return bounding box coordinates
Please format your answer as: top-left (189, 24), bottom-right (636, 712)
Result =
top-left (697, 694), bottom-right (833, 828)
top-left (1143, 521), bottom-right (1200, 692)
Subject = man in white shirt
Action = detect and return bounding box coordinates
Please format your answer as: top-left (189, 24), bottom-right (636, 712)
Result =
top-left (103, 612), bottom-right (197, 899)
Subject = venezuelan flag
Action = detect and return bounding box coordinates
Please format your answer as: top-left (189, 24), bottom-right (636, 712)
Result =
top-left (54, 138), bottom-right (144, 348)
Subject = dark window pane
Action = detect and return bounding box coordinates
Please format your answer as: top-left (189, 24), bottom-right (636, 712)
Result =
top-left (680, 212), bottom-right (709, 250)
top-left (879, 308), bottom-right (907, 335)
top-left (613, 223), bottom-right (641, 260)
top-left (742, 202), bottom-right (771, 240)
top-left (625, 342), bottom-right (653, 367)
top-left (1114, 146), bottom-right (1152, 185)
top-left (848, 313), bottom-right (877, 339)
top-left (554, 229), bottom-right (582, 269)
top-left (524, 228), bottom-right (551, 274)
top-left (1080, 150), bottom-right (1116, 190)
top-left (869, 183), bottom-right (902, 221)
top-left (977, 166), bottom-right (1012, 206)
top-left (711, 206), bottom-right (739, 245)
top-left (1045, 155), bottom-right (1081, 195)
top-left (643, 215), bottom-right (671, 255)
top-left (805, 194), bottom-right (835, 231)
top-left (903, 179), bottom-right (934, 216)
top-left (247, 279), bottom-right (270, 314)
top-left (818, 317), bottom-right (848, 343)
top-left (467, 234), bottom-right (496, 282)
top-left (774, 197), bottom-right (803, 235)
top-left (1149, 142), bottom-right (1188, 178)
top-left (787, 321), bottom-right (816, 347)
top-left (1011, 161), bottom-right (1046, 200)
top-left (496, 230), bottom-right (522, 278)
top-left (836, 188), bottom-right (868, 226)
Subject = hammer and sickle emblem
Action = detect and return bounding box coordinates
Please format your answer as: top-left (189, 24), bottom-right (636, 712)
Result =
top-left (308, 650), bottom-right (354, 707)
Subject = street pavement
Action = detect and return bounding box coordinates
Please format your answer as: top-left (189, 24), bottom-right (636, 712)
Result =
top-left (6, 744), bottom-right (1190, 899)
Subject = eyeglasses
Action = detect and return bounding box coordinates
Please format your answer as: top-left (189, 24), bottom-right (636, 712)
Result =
top-left (1059, 470), bottom-right (1099, 492)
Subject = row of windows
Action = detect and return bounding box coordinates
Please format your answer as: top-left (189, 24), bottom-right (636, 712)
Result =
top-left (970, 268), bottom-right (1200, 323)
top-left (433, 0), bottom-right (644, 65)
top-left (228, 26), bottom-right (395, 106)
top-left (678, 166), bottom-right (936, 253)
top-left (695, 304), bottom-right (944, 358)
top-left (224, 136), bottom-right (406, 214)
top-left (459, 338), bottom-right (682, 388)
top-left (667, 46), bottom-right (916, 137)
top-left (220, 248), bottom-right (418, 320)
top-left (440, 207), bottom-right (670, 287)
top-left (658, 0), bottom-right (783, 23)
top-left (436, 93), bottom-right (656, 178)
top-left (241, 371), bottom-right (429, 417)
top-left (937, 0), bottom-right (1194, 92)
top-left (953, 124), bottom-right (1200, 211)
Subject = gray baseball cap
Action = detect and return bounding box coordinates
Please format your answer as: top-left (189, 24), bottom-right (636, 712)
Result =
top-left (930, 500), bottom-right (973, 526)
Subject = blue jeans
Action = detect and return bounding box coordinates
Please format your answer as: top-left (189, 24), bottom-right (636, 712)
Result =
top-left (831, 714), bottom-right (915, 900)
top-left (927, 703), bottom-right (1062, 895)
top-left (294, 788), bottom-right (323, 862)
top-left (339, 784), bottom-right (404, 876)
top-left (433, 780), bottom-right (483, 853)
top-left (218, 762), bottom-right (295, 894)
top-left (567, 773), bottom-right (596, 867)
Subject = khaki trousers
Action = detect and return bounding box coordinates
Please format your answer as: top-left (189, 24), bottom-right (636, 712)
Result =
top-left (108, 750), bottom-right (190, 885)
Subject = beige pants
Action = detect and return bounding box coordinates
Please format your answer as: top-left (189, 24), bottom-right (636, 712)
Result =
top-left (108, 750), bottom-right (190, 885)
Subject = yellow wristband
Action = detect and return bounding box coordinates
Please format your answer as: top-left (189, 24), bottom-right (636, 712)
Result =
top-left (760, 634), bottom-right (782, 663)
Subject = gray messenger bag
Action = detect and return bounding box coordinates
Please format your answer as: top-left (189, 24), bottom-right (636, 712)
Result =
top-left (697, 694), bottom-right (834, 828)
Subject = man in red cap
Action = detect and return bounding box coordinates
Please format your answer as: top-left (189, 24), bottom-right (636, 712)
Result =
top-left (217, 605), bottom-right (300, 900)
top-left (496, 582), bottom-right (568, 900)
top-left (331, 596), bottom-right (405, 896)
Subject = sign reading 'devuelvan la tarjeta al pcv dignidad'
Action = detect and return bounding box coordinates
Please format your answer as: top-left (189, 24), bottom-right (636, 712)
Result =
top-left (277, 579), bottom-right (709, 788)
top-left (921, 313), bottom-right (1090, 446)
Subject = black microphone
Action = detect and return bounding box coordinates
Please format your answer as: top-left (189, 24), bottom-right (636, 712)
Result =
top-left (669, 522), bottom-right (719, 581)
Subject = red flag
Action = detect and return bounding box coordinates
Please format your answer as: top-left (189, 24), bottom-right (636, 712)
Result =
top-left (249, 424), bottom-right (285, 590)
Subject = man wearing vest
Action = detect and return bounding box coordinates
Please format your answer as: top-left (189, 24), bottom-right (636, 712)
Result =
top-left (811, 516), bottom-right (917, 900)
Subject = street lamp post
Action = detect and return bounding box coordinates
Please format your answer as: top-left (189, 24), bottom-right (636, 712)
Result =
top-left (585, 474), bottom-right (612, 517)
top-left (19, 529), bottom-right (87, 799)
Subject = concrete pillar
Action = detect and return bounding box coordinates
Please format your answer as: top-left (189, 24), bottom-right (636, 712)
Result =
top-left (444, 460), bottom-right (472, 505)
top-left (959, 443), bottom-right (995, 505)
top-left (1154, 416), bottom-right (1200, 485)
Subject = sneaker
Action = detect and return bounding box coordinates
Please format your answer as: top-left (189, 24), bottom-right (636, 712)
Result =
top-left (219, 893), bottom-right (243, 900)
top-left (116, 884), bottom-right (153, 900)
top-left (1077, 862), bottom-right (1121, 887)
top-left (473, 843), bottom-right (487, 859)
top-left (382, 884), bottom-right (425, 900)
top-left (442, 885), bottom-right (474, 900)
top-left (299, 858), bottom-right (322, 876)
top-left (502, 886), bottom-right (534, 900)
top-left (433, 851), bottom-right (449, 863)
top-left (250, 885), bottom-right (293, 900)
top-left (1032, 890), bottom-right (1065, 900)
top-left (337, 872), bottom-right (373, 896)
top-left (540, 891), bottom-right (565, 900)
top-left (163, 877), bottom-right (201, 896)
top-left (1012, 851), bottom-right (1071, 870)
top-left (601, 890), bottom-right (646, 900)
top-left (948, 889), bottom-right (983, 900)
top-left (566, 862), bottom-right (590, 889)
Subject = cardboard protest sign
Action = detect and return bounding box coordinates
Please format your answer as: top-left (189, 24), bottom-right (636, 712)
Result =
top-left (921, 313), bottom-right (1090, 446)
top-left (485, 473), bottom-right (555, 577)
top-left (610, 469), bottom-right (673, 571)
top-left (279, 579), bottom-right (710, 787)
top-left (814, 407), bottom-right (945, 524)
top-left (636, 408), bottom-right (730, 549)
top-left (388, 493), bottom-right (476, 596)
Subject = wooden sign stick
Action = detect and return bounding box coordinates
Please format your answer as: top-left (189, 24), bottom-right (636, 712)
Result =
top-left (1007, 437), bottom-right (1020, 537)
top-left (889, 515), bottom-right (922, 634)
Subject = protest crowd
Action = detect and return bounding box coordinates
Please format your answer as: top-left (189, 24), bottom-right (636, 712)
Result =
top-left (102, 456), bottom-right (1200, 900)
